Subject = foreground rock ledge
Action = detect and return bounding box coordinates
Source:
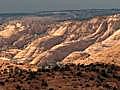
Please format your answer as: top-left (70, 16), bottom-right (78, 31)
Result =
top-left (0, 60), bottom-right (120, 90)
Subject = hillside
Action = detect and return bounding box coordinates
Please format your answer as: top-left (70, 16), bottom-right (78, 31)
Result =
top-left (0, 14), bottom-right (120, 66)
top-left (0, 13), bottom-right (120, 90)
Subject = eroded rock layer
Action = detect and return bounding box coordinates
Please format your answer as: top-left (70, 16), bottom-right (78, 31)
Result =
top-left (0, 14), bottom-right (120, 67)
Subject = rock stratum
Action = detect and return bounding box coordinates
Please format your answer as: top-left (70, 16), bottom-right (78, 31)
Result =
top-left (0, 14), bottom-right (120, 90)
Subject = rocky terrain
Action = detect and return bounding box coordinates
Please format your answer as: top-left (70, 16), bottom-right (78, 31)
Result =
top-left (0, 12), bottom-right (120, 90)
top-left (0, 61), bottom-right (120, 90)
